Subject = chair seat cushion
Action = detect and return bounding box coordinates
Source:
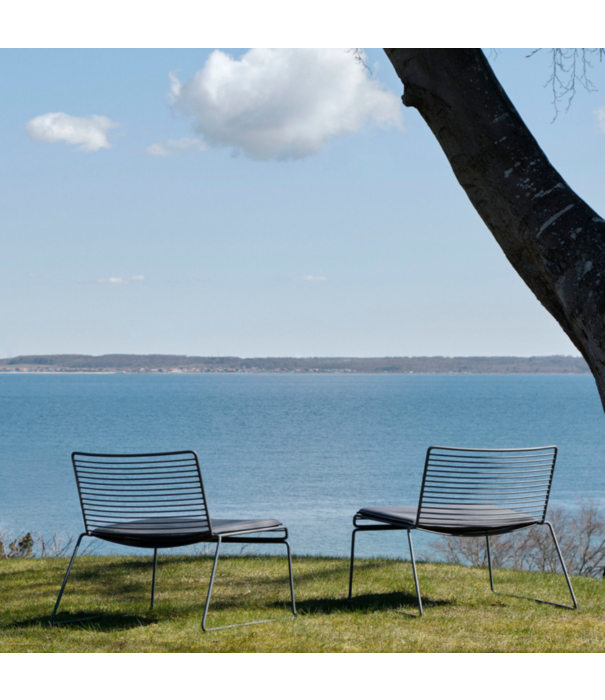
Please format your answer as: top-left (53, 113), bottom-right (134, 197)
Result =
top-left (210, 518), bottom-right (283, 535)
top-left (357, 506), bottom-right (418, 526)
top-left (357, 504), bottom-right (538, 535)
top-left (91, 516), bottom-right (282, 548)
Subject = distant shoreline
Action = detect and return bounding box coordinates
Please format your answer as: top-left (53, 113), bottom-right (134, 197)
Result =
top-left (0, 354), bottom-right (590, 375)
top-left (0, 371), bottom-right (594, 376)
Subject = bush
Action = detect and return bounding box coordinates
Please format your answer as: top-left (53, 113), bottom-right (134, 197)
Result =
top-left (0, 530), bottom-right (99, 559)
top-left (0, 532), bottom-right (34, 558)
top-left (433, 500), bottom-right (605, 578)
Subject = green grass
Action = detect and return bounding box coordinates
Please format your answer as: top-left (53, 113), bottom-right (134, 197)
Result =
top-left (1, 554), bottom-right (603, 652)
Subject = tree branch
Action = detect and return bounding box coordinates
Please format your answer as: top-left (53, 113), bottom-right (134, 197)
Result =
top-left (528, 48), bottom-right (605, 119)
top-left (346, 48), bottom-right (372, 74)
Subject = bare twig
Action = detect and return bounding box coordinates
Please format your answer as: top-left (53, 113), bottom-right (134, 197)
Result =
top-left (434, 499), bottom-right (605, 578)
top-left (486, 49), bottom-right (502, 62)
top-left (527, 48), bottom-right (605, 119)
top-left (346, 48), bottom-right (372, 74)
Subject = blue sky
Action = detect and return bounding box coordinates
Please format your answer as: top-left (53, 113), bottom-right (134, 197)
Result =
top-left (2, 47), bottom-right (604, 358)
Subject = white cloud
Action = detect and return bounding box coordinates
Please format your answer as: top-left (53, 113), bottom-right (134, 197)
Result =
top-left (595, 107), bottom-right (605, 132)
top-left (26, 112), bottom-right (118, 151)
top-left (169, 71), bottom-right (182, 103)
top-left (98, 275), bottom-right (145, 284)
top-left (300, 275), bottom-right (327, 282)
top-left (169, 49), bottom-right (402, 161)
top-left (146, 137), bottom-right (206, 156)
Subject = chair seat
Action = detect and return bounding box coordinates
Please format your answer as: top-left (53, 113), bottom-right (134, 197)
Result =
top-left (357, 504), bottom-right (538, 535)
top-left (357, 506), bottom-right (418, 526)
top-left (211, 518), bottom-right (283, 535)
top-left (91, 516), bottom-right (283, 548)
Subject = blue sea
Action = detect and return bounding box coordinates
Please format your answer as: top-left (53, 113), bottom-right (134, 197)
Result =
top-left (1, 373), bottom-right (604, 559)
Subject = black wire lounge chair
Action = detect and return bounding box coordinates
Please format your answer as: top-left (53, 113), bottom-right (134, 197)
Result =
top-left (51, 451), bottom-right (296, 631)
top-left (348, 445), bottom-right (577, 616)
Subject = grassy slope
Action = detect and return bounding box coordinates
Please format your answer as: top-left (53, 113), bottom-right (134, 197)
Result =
top-left (1, 555), bottom-right (603, 652)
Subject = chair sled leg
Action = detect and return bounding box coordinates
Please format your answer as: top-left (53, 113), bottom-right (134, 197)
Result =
top-left (347, 526), bottom-right (422, 617)
top-left (285, 539), bottom-right (297, 617)
top-left (202, 533), bottom-right (297, 632)
top-left (50, 533), bottom-right (87, 626)
top-left (347, 528), bottom-right (358, 601)
top-left (150, 548), bottom-right (158, 609)
top-left (404, 529), bottom-right (423, 617)
top-left (486, 527), bottom-right (577, 610)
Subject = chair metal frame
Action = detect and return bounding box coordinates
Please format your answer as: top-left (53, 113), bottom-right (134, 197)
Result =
top-left (348, 446), bottom-right (578, 616)
top-left (51, 450), bottom-right (296, 631)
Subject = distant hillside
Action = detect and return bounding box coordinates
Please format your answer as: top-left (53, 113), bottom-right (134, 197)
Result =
top-left (0, 354), bottom-right (590, 374)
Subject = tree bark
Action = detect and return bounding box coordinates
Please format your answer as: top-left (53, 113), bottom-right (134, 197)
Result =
top-left (384, 49), bottom-right (605, 408)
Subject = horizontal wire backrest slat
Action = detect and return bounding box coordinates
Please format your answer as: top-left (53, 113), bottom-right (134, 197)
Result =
top-left (77, 487), bottom-right (204, 494)
top-left (76, 469), bottom-right (200, 476)
top-left (76, 459), bottom-right (197, 463)
top-left (429, 456), bottom-right (553, 461)
top-left (417, 446), bottom-right (557, 529)
top-left (72, 451), bottom-right (212, 535)
top-left (423, 486), bottom-right (552, 492)
top-left (81, 496), bottom-right (206, 503)
top-left (77, 504), bottom-right (206, 516)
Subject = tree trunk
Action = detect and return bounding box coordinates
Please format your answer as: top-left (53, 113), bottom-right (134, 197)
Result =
top-left (384, 48), bottom-right (605, 408)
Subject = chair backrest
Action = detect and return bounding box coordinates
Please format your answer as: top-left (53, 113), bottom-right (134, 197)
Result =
top-left (416, 446), bottom-right (557, 534)
top-left (72, 451), bottom-right (212, 536)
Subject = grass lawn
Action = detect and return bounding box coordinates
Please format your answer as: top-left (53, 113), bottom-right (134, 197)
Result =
top-left (1, 554), bottom-right (604, 652)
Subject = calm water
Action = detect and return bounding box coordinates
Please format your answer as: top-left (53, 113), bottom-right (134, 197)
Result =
top-left (1, 373), bottom-right (604, 559)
